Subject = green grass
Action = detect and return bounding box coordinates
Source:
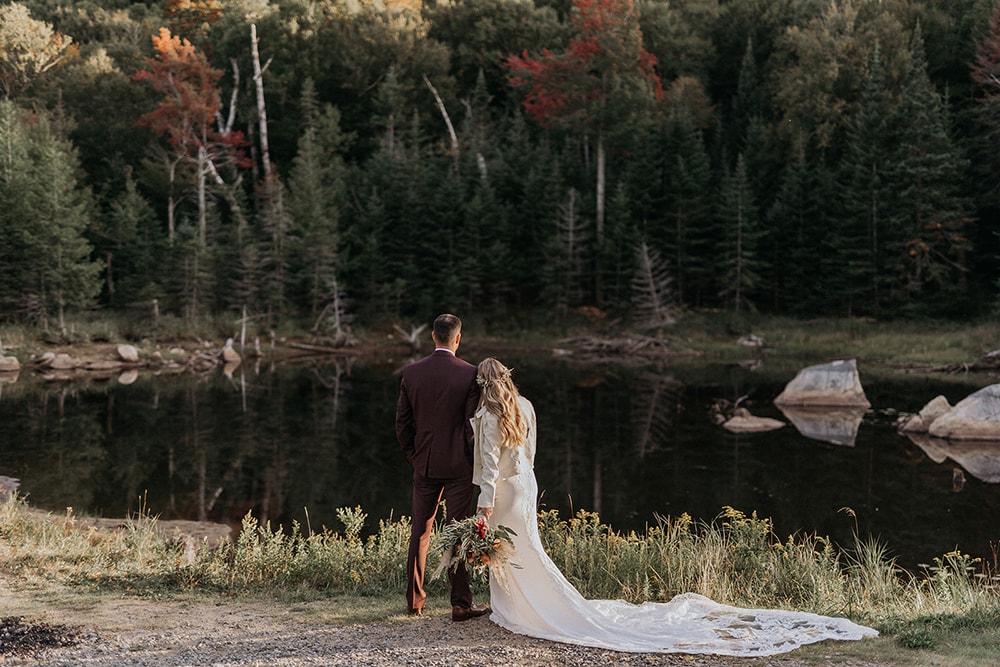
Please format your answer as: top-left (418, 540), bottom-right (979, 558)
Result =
top-left (5, 311), bottom-right (996, 368)
top-left (3, 494), bottom-right (1000, 662)
top-left (663, 313), bottom-right (1000, 366)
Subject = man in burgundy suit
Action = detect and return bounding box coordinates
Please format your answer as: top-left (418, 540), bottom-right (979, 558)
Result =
top-left (395, 313), bottom-right (489, 621)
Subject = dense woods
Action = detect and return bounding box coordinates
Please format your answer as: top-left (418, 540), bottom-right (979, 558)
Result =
top-left (1, 0), bottom-right (999, 334)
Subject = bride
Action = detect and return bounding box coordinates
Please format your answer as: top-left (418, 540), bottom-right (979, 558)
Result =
top-left (471, 357), bottom-right (877, 657)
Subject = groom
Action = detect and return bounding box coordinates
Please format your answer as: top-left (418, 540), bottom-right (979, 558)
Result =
top-left (395, 313), bottom-right (489, 621)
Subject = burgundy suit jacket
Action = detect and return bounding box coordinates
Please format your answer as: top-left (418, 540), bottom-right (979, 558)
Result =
top-left (396, 350), bottom-right (480, 479)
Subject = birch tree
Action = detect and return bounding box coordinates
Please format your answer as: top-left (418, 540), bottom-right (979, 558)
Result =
top-left (133, 27), bottom-right (248, 245)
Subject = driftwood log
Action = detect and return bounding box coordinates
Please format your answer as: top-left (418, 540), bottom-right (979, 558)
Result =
top-left (557, 334), bottom-right (681, 360)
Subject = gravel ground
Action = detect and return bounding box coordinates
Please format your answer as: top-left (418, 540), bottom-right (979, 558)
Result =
top-left (0, 603), bottom-right (887, 667)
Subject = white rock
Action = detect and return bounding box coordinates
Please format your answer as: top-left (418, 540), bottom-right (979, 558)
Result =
top-left (774, 359), bottom-right (870, 407)
top-left (928, 384), bottom-right (1000, 441)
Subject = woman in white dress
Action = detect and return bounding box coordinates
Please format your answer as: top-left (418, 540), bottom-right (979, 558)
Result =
top-left (471, 357), bottom-right (878, 657)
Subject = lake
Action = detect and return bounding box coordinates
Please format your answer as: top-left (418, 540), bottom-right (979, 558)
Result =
top-left (1, 349), bottom-right (997, 571)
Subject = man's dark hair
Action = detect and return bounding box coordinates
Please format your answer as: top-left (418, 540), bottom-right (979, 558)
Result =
top-left (433, 313), bottom-right (462, 344)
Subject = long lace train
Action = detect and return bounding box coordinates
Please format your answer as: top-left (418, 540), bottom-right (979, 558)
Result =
top-left (487, 471), bottom-right (877, 657)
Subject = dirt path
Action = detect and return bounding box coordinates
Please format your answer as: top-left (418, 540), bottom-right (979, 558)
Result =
top-left (0, 579), bottom-right (889, 667)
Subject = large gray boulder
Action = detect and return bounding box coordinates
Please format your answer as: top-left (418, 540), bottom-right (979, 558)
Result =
top-left (774, 359), bottom-right (871, 408)
top-left (0, 356), bottom-right (19, 372)
top-left (898, 395), bottom-right (953, 433)
top-left (928, 384), bottom-right (1000, 441)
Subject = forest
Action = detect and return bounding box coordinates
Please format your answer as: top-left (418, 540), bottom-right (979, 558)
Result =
top-left (1, 0), bottom-right (999, 337)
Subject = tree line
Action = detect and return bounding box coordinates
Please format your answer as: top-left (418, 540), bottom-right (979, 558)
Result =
top-left (2, 0), bottom-right (999, 336)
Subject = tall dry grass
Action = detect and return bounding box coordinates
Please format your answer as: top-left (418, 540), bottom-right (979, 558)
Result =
top-left (2, 495), bottom-right (998, 635)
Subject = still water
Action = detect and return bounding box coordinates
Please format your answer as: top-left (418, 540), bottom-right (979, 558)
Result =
top-left (1, 351), bottom-right (998, 571)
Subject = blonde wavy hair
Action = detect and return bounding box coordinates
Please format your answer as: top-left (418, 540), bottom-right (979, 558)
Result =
top-left (476, 357), bottom-right (526, 448)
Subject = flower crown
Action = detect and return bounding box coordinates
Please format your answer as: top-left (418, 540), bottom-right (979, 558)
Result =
top-left (476, 368), bottom-right (511, 389)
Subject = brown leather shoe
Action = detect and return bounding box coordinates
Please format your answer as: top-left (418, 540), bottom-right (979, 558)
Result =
top-left (451, 603), bottom-right (490, 622)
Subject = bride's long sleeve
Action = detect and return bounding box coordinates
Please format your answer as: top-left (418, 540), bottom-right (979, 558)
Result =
top-left (473, 409), bottom-right (501, 509)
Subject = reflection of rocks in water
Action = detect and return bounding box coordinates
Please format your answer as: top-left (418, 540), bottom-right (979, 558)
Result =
top-left (903, 432), bottom-right (949, 463)
top-left (953, 467), bottom-right (966, 492)
top-left (947, 443), bottom-right (1000, 483)
top-left (117, 369), bottom-right (139, 385)
top-left (903, 432), bottom-right (1000, 484)
top-left (776, 405), bottom-right (866, 446)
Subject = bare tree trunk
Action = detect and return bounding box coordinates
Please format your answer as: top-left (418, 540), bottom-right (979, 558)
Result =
top-left (106, 251), bottom-right (114, 300)
top-left (197, 145), bottom-right (208, 246)
top-left (735, 184), bottom-right (743, 317)
top-left (423, 73), bottom-right (459, 173)
top-left (167, 156), bottom-right (179, 242)
top-left (596, 134), bottom-right (605, 246)
top-left (250, 24), bottom-right (272, 180)
top-left (249, 24), bottom-right (287, 321)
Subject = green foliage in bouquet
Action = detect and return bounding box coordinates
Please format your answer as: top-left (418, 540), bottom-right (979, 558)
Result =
top-left (433, 515), bottom-right (517, 582)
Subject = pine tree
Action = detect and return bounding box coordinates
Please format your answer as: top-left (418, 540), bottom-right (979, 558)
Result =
top-left (665, 119), bottom-right (714, 308)
top-left (716, 154), bottom-right (761, 317)
top-left (0, 101), bottom-right (101, 329)
top-left (287, 79), bottom-right (347, 319)
top-left (98, 169), bottom-right (162, 307)
top-left (543, 188), bottom-right (591, 319)
top-left (834, 46), bottom-right (894, 317)
top-left (888, 26), bottom-right (972, 316)
top-left (765, 134), bottom-right (832, 315)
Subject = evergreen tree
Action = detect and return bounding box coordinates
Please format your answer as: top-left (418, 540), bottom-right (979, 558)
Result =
top-left (542, 187), bottom-right (591, 319)
top-left (888, 26), bottom-right (972, 316)
top-left (665, 119), bottom-right (714, 308)
top-left (765, 134), bottom-right (833, 315)
top-left (716, 154), bottom-right (761, 317)
top-left (287, 79), bottom-right (347, 319)
top-left (834, 46), bottom-right (894, 318)
top-left (0, 100), bottom-right (101, 329)
top-left (492, 112), bottom-right (563, 313)
top-left (598, 181), bottom-right (638, 310)
top-left (96, 169), bottom-right (163, 308)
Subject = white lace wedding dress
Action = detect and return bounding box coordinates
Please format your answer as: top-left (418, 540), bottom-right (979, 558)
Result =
top-left (472, 397), bottom-right (878, 657)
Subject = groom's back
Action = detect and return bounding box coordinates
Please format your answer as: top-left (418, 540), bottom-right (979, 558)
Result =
top-left (397, 351), bottom-right (477, 478)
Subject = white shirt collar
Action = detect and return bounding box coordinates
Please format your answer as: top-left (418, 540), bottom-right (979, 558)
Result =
top-left (434, 347), bottom-right (455, 355)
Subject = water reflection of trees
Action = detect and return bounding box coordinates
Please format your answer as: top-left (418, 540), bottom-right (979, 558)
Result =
top-left (1, 360), bottom-right (369, 530)
top-left (630, 370), bottom-right (682, 457)
top-left (4, 360), bottom-right (999, 569)
top-left (526, 364), bottom-right (682, 523)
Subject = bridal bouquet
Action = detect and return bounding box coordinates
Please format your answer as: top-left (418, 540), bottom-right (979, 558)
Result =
top-left (432, 515), bottom-right (517, 581)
